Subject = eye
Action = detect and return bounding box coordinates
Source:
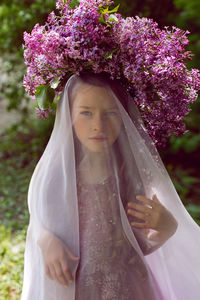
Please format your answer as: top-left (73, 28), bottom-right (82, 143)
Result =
top-left (105, 111), bottom-right (118, 116)
top-left (80, 111), bottom-right (92, 116)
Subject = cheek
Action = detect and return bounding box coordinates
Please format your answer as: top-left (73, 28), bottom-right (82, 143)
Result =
top-left (107, 119), bottom-right (122, 140)
top-left (73, 119), bottom-right (88, 141)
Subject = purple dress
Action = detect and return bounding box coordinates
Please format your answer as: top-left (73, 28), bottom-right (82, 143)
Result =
top-left (75, 176), bottom-right (163, 300)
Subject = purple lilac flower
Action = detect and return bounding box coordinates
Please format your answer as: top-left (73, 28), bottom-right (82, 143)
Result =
top-left (35, 107), bottom-right (53, 119)
top-left (23, 0), bottom-right (200, 147)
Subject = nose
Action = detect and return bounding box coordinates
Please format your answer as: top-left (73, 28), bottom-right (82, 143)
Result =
top-left (92, 113), bottom-right (105, 132)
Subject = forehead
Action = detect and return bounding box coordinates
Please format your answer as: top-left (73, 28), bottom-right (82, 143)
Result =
top-left (72, 83), bottom-right (117, 109)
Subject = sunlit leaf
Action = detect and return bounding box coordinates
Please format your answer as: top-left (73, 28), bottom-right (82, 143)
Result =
top-left (98, 14), bottom-right (106, 24)
top-left (107, 14), bottom-right (119, 23)
top-left (50, 78), bottom-right (60, 89)
top-left (35, 84), bottom-right (55, 110)
top-left (99, 4), bottom-right (120, 15)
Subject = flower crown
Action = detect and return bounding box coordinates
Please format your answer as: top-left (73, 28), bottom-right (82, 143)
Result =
top-left (23, 0), bottom-right (200, 147)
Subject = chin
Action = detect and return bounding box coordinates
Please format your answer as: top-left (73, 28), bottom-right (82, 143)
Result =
top-left (89, 148), bottom-right (107, 153)
top-left (85, 145), bottom-right (109, 153)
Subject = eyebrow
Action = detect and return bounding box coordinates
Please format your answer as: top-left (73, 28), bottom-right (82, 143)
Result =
top-left (79, 106), bottom-right (118, 110)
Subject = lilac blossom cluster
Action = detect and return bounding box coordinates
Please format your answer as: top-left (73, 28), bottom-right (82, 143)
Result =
top-left (23, 0), bottom-right (200, 147)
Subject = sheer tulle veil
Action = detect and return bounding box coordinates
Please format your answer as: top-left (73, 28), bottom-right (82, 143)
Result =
top-left (21, 74), bottom-right (200, 300)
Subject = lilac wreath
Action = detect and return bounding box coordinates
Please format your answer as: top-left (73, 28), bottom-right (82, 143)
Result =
top-left (23, 0), bottom-right (200, 147)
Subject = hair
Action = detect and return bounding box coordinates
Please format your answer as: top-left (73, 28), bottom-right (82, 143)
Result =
top-left (79, 71), bottom-right (130, 112)
top-left (68, 72), bottom-right (144, 214)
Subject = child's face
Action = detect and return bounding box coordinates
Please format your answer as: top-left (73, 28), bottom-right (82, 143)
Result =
top-left (71, 83), bottom-right (122, 153)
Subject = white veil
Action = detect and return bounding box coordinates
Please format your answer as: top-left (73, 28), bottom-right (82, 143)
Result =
top-left (21, 74), bottom-right (200, 300)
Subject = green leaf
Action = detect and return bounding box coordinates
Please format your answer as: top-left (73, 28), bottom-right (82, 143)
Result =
top-left (104, 48), bottom-right (118, 59)
top-left (69, 0), bottom-right (80, 9)
top-left (107, 4), bottom-right (120, 14)
top-left (99, 4), bottom-right (120, 15)
top-left (57, 94), bottom-right (61, 102)
top-left (107, 14), bottom-right (119, 23)
top-left (98, 6), bottom-right (109, 14)
top-left (98, 4), bottom-right (120, 24)
top-left (35, 84), bottom-right (55, 110)
top-left (50, 78), bottom-right (60, 89)
top-left (98, 14), bottom-right (106, 24)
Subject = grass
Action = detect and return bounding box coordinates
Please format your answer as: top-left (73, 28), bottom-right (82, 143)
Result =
top-left (0, 226), bottom-right (26, 299)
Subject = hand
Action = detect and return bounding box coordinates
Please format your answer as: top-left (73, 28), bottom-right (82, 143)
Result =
top-left (37, 230), bottom-right (79, 286)
top-left (126, 194), bottom-right (178, 237)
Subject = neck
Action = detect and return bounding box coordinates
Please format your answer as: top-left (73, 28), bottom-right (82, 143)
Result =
top-left (78, 150), bottom-right (111, 183)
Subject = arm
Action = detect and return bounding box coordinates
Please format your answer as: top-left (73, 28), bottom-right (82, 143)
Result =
top-left (127, 194), bottom-right (178, 255)
top-left (37, 229), bottom-right (79, 285)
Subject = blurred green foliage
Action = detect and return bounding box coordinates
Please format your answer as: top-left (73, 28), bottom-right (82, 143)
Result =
top-left (162, 98), bottom-right (200, 223)
top-left (0, 0), bottom-right (56, 112)
top-left (0, 226), bottom-right (26, 299)
top-left (174, 0), bottom-right (200, 69)
top-left (167, 165), bottom-right (200, 225)
top-left (0, 56), bottom-right (28, 113)
top-left (0, 117), bottom-right (53, 229)
top-left (0, 0), bottom-right (55, 53)
top-left (0, 117), bottom-right (53, 299)
top-left (174, 0), bottom-right (200, 25)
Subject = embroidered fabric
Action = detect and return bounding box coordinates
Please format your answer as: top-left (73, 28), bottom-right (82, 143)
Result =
top-left (75, 176), bottom-right (161, 300)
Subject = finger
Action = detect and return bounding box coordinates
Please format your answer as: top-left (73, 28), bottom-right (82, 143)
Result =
top-left (54, 262), bottom-right (69, 286)
top-left (136, 195), bottom-right (156, 208)
top-left (61, 260), bottom-right (73, 283)
top-left (48, 264), bottom-right (57, 281)
top-left (152, 194), bottom-right (160, 204)
top-left (127, 209), bottom-right (148, 221)
top-left (64, 246), bottom-right (79, 262)
top-left (131, 221), bottom-right (150, 229)
top-left (127, 202), bottom-right (152, 214)
top-left (45, 265), bottom-right (53, 280)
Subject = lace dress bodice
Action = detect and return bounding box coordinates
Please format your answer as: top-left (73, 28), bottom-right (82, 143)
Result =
top-left (75, 176), bottom-right (162, 300)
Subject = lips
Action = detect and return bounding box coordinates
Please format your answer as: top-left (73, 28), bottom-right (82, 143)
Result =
top-left (89, 136), bottom-right (107, 140)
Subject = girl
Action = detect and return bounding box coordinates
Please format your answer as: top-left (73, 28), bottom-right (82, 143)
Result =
top-left (21, 73), bottom-right (200, 300)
